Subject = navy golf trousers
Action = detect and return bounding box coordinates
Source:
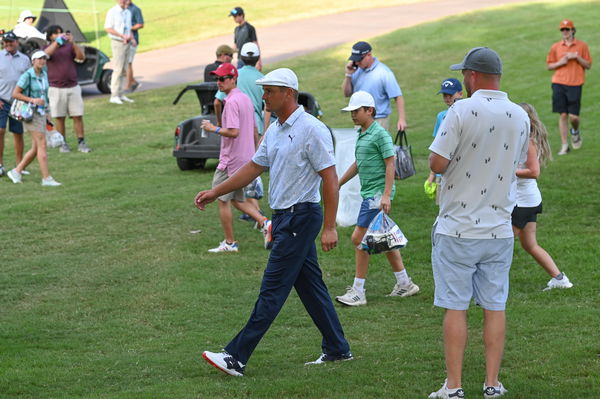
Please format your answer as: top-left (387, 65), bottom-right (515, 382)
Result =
top-left (225, 202), bottom-right (350, 364)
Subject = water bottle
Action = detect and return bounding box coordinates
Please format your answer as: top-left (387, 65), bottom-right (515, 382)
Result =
top-left (37, 105), bottom-right (45, 116)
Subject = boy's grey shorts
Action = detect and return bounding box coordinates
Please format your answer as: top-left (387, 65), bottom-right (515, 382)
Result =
top-left (432, 227), bottom-right (513, 311)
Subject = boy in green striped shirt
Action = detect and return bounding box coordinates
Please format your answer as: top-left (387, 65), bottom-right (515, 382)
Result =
top-left (336, 91), bottom-right (419, 306)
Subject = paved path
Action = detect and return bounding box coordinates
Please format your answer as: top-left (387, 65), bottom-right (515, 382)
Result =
top-left (86, 0), bottom-right (537, 95)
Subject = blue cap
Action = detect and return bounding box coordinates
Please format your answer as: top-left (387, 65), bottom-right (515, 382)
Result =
top-left (438, 78), bottom-right (462, 95)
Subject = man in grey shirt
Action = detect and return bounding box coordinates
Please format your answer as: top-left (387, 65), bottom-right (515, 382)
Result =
top-left (0, 31), bottom-right (31, 176)
top-left (195, 68), bottom-right (351, 376)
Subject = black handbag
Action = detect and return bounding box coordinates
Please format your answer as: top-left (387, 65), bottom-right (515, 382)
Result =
top-left (394, 130), bottom-right (416, 180)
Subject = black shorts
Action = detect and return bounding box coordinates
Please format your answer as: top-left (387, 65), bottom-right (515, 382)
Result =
top-left (511, 203), bottom-right (543, 229)
top-left (552, 83), bottom-right (582, 115)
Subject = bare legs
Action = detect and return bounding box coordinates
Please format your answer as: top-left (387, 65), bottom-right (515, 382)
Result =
top-left (350, 226), bottom-right (406, 279)
top-left (0, 128), bottom-right (25, 166)
top-left (218, 199), bottom-right (267, 243)
top-left (14, 129), bottom-right (50, 179)
top-left (442, 309), bottom-right (505, 389)
top-left (558, 112), bottom-right (580, 145)
top-left (513, 223), bottom-right (560, 277)
top-left (55, 116), bottom-right (85, 140)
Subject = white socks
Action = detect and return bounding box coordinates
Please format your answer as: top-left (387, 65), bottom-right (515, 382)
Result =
top-left (394, 270), bottom-right (410, 286)
top-left (353, 270), bottom-right (410, 293)
top-left (352, 278), bottom-right (365, 293)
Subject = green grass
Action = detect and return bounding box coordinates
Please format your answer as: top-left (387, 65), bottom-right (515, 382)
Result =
top-left (2, 0), bottom-right (600, 398)
top-left (1, 0), bottom-right (427, 54)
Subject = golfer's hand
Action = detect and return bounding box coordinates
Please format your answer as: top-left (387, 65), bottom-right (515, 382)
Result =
top-left (321, 227), bottom-right (338, 252)
top-left (397, 119), bottom-right (407, 132)
top-left (345, 61), bottom-right (355, 75)
top-left (380, 195), bottom-right (391, 214)
top-left (194, 189), bottom-right (217, 210)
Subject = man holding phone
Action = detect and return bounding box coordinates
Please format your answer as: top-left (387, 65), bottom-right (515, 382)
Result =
top-left (342, 41), bottom-right (406, 132)
top-left (44, 25), bottom-right (91, 153)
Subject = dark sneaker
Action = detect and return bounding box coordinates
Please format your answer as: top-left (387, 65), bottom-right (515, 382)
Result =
top-left (239, 213), bottom-right (252, 221)
top-left (483, 382), bottom-right (508, 398)
top-left (202, 351), bottom-right (245, 376)
top-left (305, 352), bottom-right (353, 365)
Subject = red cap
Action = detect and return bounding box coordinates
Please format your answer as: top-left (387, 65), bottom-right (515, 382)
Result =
top-left (210, 62), bottom-right (238, 78)
top-left (559, 19), bottom-right (574, 30)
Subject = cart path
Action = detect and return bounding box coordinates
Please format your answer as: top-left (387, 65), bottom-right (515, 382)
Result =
top-left (92, 0), bottom-right (539, 95)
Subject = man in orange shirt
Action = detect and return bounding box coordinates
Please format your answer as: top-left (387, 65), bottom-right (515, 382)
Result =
top-left (546, 19), bottom-right (592, 155)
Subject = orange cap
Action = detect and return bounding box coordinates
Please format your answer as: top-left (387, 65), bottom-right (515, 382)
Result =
top-left (559, 19), bottom-right (574, 30)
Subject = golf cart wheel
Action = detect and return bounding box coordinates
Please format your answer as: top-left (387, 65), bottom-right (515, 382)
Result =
top-left (97, 69), bottom-right (113, 94)
top-left (195, 159), bottom-right (207, 169)
top-left (176, 157), bottom-right (195, 171)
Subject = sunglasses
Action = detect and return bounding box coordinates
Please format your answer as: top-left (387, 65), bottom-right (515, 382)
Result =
top-left (560, 28), bottom-right (571, 31)
top-left (216, 75), bottom-right (233, 82)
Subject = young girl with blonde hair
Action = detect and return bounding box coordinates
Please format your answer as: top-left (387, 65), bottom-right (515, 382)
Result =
top-left (512, 103), bottom-right (572, 290)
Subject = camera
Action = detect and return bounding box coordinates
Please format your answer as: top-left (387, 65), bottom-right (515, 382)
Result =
top-left (56, 33), bottom-right (68, 46)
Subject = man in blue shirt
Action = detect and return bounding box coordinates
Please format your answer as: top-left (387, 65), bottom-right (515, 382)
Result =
top-left (125, 0), bottom-right (144, 92)
top-left (196, 68), bottom-right (352, 376)
top-left (342, 41), bottom-right (406, 132)
top-left (0, 31), bottom-right (31, 176)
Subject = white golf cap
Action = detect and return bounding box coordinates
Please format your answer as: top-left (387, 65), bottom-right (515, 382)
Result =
top-left (341, 91), bottom-right (375, 111)
top-left (256, 68), bottom-right (298, 91)
top-left (31, 50), bottom-right (48, 60)
top-left (240, 42), bottom-right (260, 57)
top-left (18, 10), bottom-right (36, 23)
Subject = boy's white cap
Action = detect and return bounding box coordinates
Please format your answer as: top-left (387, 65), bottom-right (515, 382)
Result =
top-left (256, 68), bottom-right (298, 90)
top-left (341, 91), bottom-right (375, 111)
top-left (18, 10), bottom-right (36, 23)
top-left (240, 42), bottom-right (260, 57)
top-left (31, 50), bottom-right (48, 60)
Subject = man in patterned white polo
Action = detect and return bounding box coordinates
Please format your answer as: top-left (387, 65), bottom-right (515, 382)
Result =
top-left (428, 47), bottom-right (529, 399)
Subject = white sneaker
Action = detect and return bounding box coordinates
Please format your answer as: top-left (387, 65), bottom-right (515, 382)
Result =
top-left (388, 279), bottom-right (420, 297)
top-left (120, 95), bottom-right (135, 103)
top-left (571, 128), bottom-right (582, 150)
top-left (202, 351), bottom-right (245, 376)
top-left (21, 169), bottom-right (30, 175)
top-left (335, 286), bottom-right (367, 306)
top-left (208, 240), bottom-right (239, 253)
top-left (109, 96), bottom-right (123, 105)
top-left (429, 380), bottom-right (465, 399)
top-left (543, 274), bottom-right (573, 291)
top-left (7, 169), bottom-right (22, 184)
top-left (483, 382), bottom-right (508, 398)
top-left (41, 176), bottom-right (62, 186)
top-left (557, 143), bottom-right (569, 155)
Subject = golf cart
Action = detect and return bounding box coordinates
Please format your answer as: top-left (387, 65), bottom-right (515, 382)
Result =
top-left (2, 0), bottom-right (113, 94)
top-left (172, 83), bottom-right (324, 171)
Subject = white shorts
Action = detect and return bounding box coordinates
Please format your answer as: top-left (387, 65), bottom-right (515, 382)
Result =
top-left (432, 227), bottom-right (513, 311)
top-left (49, 85), bottom-right (84, 118)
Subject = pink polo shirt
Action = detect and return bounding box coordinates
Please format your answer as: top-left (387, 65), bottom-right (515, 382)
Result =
top-left (218, 87), bottom-right (257, 175)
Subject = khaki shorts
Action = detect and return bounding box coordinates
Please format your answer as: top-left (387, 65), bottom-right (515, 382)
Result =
top-left (49, 85), bottom-right (84, 118)
top-left (23, 111), bottom-right (46, 133)
top-left (212, 168), bottom-right (245, 202)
